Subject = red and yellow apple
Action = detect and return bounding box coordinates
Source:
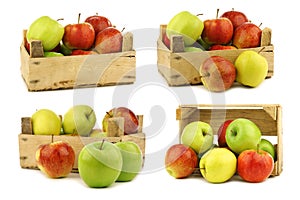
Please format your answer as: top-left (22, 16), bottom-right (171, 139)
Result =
top-left (95, 27), bottom-right (123, 54)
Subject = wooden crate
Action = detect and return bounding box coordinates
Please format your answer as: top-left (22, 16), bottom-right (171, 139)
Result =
top-left (20, 30), bottom-right (136, 91)
top-left (18, 115), bottom-right (145, 172)
top-left (157, 25), bottom-right (274, 86)
top-left (176, 104), bottom-right (282, 176)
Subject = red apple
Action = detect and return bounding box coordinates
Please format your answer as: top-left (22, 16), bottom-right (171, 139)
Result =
top-left (237, 149), bottom-right (274, 183)
top-left (233, 22), bottom-right (262, 49)
top-left (220, 10), bottom-right (249, 30)
top-left (201, 9), bottom-right (233, 45)
top-left (36, 141), bottom-right (75, 178)
top-left (217, 119), bottom-right (234, 147)
top-left (162, 32), bottom-right (170, 49)
top-left (102, 107), bottom-right (139, 135)
top-left (165, 144), bottom-right (198, 179)
top-left (209, 44), bottom-right (237, 51)
top-left (85, 14), bottom-right (112, 35)
top-left (71, 49), bottom-right (97, 55)
top-left (95, 27), bottom-right (123, 54)
top-left (62, 13), bottom-right (95, 50)
top-left (200, 56), bottom-right (236, 92)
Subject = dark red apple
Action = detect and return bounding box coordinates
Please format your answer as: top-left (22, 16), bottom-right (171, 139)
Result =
top-left (95, 27), bottom-right (123, 54)
top-left (102, 107), bottom-right (139, 135)
top-left (237, 149), bottom-right (274, 183)
top-left (200, 56), bottom-right (236, 92)
top-left (165, 144), bottom-right (198, 179)
top-left (209, 44), bottom-right (237, 51)
top-left (62, 13), bottom-right (95, 50)
top-left (71, 49), bottom-right (97, 55)
top-left (85, 14), bottom-right (112, 35)
top-left (233, 22), bottom-right (262, 48)
top-left (220, 10), bottom-right (249, 29)
top-left (162, 32), bottom-right (170, 49)
top-left (217, 119), bottom-right (234, 147)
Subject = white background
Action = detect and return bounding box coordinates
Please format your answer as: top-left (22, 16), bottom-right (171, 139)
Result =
top-left (1, 0), bottom-right (299, 199)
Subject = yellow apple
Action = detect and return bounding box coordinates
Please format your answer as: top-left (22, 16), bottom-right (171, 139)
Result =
top-left (32, 109), bottom-right (61, 135)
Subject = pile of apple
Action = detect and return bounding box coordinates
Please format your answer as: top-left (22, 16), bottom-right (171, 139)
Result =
top-left (25, 14), bottom-right (124, 57)
top-left (31, 105), bottom-right (143, 188)
top-left (165, 118), bottom-right (276, 183)
top-left (164, 10), bottom-right (269, 91)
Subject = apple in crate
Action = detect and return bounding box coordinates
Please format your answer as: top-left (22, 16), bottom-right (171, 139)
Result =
top-left (62, 105), bottom-right (96, 136)
top-left (217, 119), bottom-right (234, 147)
top-left (89, 129), bottom-right (107, 138)
top-left (32, 109), bottom-right (61, 135)
top-left (78, 140), bottom-right (122, 188)
top-left (233, 22), bottom-right (262, 49)
top-left (235, 50), bottom-right (268, 87)
top-left (102, 107), bottom-right (139, 135)
top-left (166, 11), bottom-right (204, 46)
top-left (209, 44), bottom-right (236, 50)
top-left (26, 16), bottom-right (64, 51)
top-left (115, 141), bottom-right (143, 182)
top-left (237, 149), bottom-right (274, 183)
top-left (63, 14), bottom-right (95, 50)
top-left (201, 10), bottom-right (233, 45)
top-left (181, 121), bottom-right (214, 155)
top-left (85, 14), bottom-right (112, 35)
top-left (226, 118), bottom-right (261, 154)
top-left (165, 144), bottom-right (198, 179)
top-left (36, 141), bottom-right (75, 178)
top-left (200, 148), bottom-right (237, 183)
top-left (95, 27), bottom-right (123, 54)
top-left (220, 10), bottom-right (249, 30)
top-left (259, 138), bottom-right (276, 160)
top-left (199, 56), bottom-right (236, 92)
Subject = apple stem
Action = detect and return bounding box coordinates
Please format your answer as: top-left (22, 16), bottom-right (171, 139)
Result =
top-left (106, 111), bottom-right (113, 117)
top-left (57, 18), bottom-right (64, 22)
top-left (216, 8), bottom-right (220, 18)
top-left (259, 22), bottom-right (263, 28)
top-left (196, 13), bottom-right (203, 16)
top-left (121, 27), bottom-right (126, 32)
top-left (99, 139), bottom-right (105, 150)
top-left (78, 13), bottom-right (81, 24)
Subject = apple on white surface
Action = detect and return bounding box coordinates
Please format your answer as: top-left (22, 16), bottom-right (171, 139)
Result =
top-left (115, 141), bottom-right (143, 182)
top-left (235, 50), bottom-right (268, 87)
top-left (36, 141), bottom-right (75, 178)
top-left (181, 121), bottom-right (214, 154)
top-left (165, 144), bottom-right (198, 179)
top-left (78, 140), bottom-right (123, 188)
top-left (199, 147), bottom-right (237, 183)
top-left (62, 105), bottom-right (96, 136)
top-left (31, 109), bottom-right (61, 135)
top-left (225, 118), bottom-right (262, 154)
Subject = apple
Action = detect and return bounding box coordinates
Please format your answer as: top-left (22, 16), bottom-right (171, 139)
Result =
top-left (44, 52), bottom-right (64, 57)
top-left (220, 9), bottom-right (249, 30)
top-left (115, 141), bottom-right (143, 182)
top-left (162, 32), bottom-right (170, 49)
top-left (196, 38), bottom-right (210, 50)
top-left (199, 148), bottom-right (237, 183)
top-left (199, 56), bottom-right (236, 92)
top-left (180, 121), bottom-right (214, 154)
top-left (201, 9), bottom-right (233, 45)
top-left (102, 107), bottom-right (139, 135)
top-left (233, 22), bottom-right (262, 49)
top-left (237, 149), bottom-right (274, 183)
top-left (85, 14), bottom-right (112, 35)
top-left (71, 49), bottom-right (97, 55)
top-left (226, 118), bottom-right (262, 154)
top-left (184, 47), bottom-right (203, 52)
top-left (60, 43), bottom-right (73, 56)
top-left (94, 27), bottom-right (123, 54)
top-left (62, 105), bottom-right (96, 136)
top-left (166, 11), bottom-right (204, 46)
top-left (26, 16), bottom-right (64, 51)
top-left (217, 119), bottom-right (234, 147)
top-left (89, 129), bottom-right (107, 138)
top-left (235, 50), bottom-right (268, 87)
top-left (165, 144), bottom-right (198, 179)
top-left (62, 13), bottom-right (95, 50)
top-left (78, 140), bottom-right (122, 188)
top-left (31, 109), bottom-right (61, 135)
top-left (259, 138), bottom-right (276, 160)
top-left (36, 141), bottom-right (75, 178)
top-left (209, 44), bottom-right (236, 51)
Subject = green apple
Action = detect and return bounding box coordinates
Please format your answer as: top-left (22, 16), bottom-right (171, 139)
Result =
top-left (181, 121), bottom-right (214, 154)
top-left (78, 140), bottom-right (122, 188)
top-left (26, 16), bottom-right (64, 51)
top-left (32, 109), bottom-right (61, 135)
top-left (259, 138), bottom-right (276, 160)
top-left (184, 47), bottom-right (203, 52)
top-left (89, 129), bottom-right (107, 138)
top-left (226, 118), bottom-right (262, 154)
top-left (44, 52), bottom-right (64, 57)
top-left (200, 148), bottom-right (237, 183)
top-left (234, 50), bottom-right (268, 87)
top-left (166, 11), bottom-right (204, 46)
top-left (115, 141), bottom-right (143, 182)
top-left (62, 105), bottom-right (96, 136)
